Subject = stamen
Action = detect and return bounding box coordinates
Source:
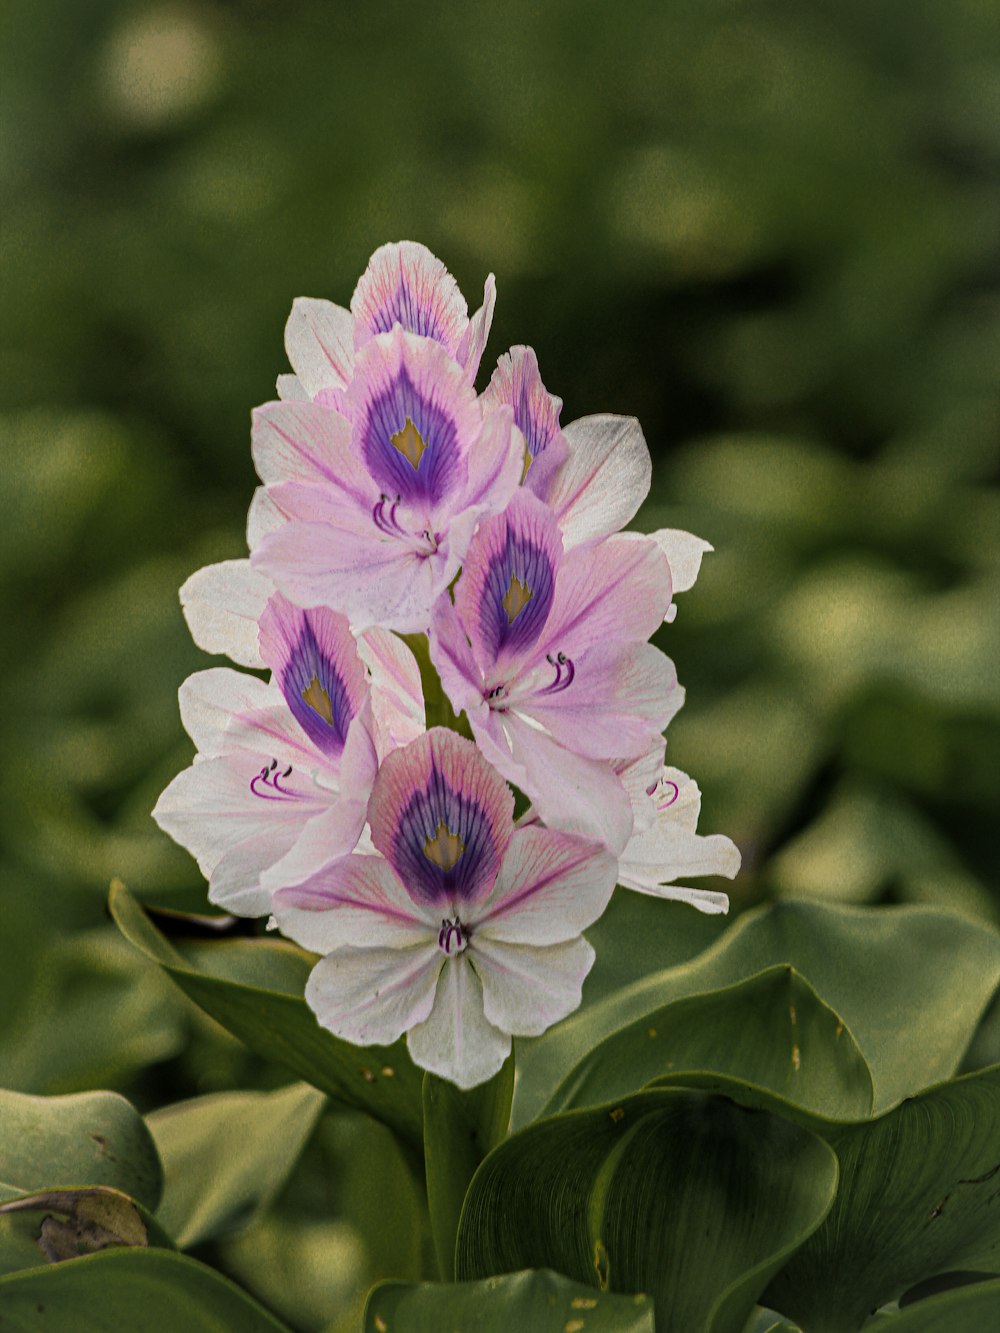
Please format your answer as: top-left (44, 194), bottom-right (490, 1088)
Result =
top-left (423, 821), bottom-right (464, 872)
top-left (437, 916), bottom-right (467, 954)
top-left (540, 651), bottom-right (575, 694)
top-left (502, 575), bottom-right (533, 623)
top-left (390, 417), bottom-right (426, 470)
top-left (656, 780), bottom-right (679, 811)
top-left (301, 674), bottom-right (334, 724)
top-left (250, 761), bottom-right (300, 802)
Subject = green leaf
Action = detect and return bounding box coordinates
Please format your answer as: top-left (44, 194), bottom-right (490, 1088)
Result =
top-left (109, 882), bottom-right (424, 1153)
top-left (868, 1277), bottom-right (1000, 1330)
top-left (146, 1083), bottom-right (327, 1249)
top-left (764, 1064), bottom-right (1000, 1331)
top-left (456, 1089), bottom-right (838, 1333)
top-left (514, 901), bottom-right (1000, 1124)
top-left (422, 1056), bottom-right (514, 1280)
top-left (0, 1248), bottom-right (293, 1330)
top-left (365, 1268), bottom-right (655, 1332)
top-left (0, 1089), bottom-right (162, 1211)
top-left (543, 965), bottom-right (873, 1122)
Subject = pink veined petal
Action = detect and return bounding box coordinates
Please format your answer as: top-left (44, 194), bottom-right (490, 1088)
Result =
top-left (179, 560), bottom-right (272, 669)
top-left (474, 935), bottom-right (595, 1037)
top-left (252, 400), bottom-right (371, 500)
top-left (252, 515), bottom-right (442, 634)
top-left (406, 959), bottom-right (511, 1089)
top-left (540, 531), bottom-right (671, 658)
top-left (547, 414), bottom-right (652, 548)
top-left (259, 802), bottom-right (367, 900)
top-left (208, 825), bottom-right (305, 917)
top-left (521, 641), bottom-right (682, 761)
top-left (222, 700), bottom-right (326, 772)
top-left (304, 943), bottom-right (443, 1048)
top-left (502, 715), bottom-right (635, 854)
top-left (272, 854), bottom-right (433, 952)
top-left (455, 403), bottom-right (520, 519)
top-left (247, 486), bottom-right (285, 550)
top-left (481, 345), bottom-right (569, 498)
top-left (152, 753), bottom-right (324, 881)
top-left (359, 628), bottom-right (427, 752)
top-left (618, 764), bottom-right (740, 898)
top-left (177, 667), bottom-right (283, 758)
top-left (368, 729), bottom-right (514, 908)
top-left (473, 826), bottom-right (617, 946)
top-left (351, 241), bottom-right (468, 355)
top-left (430, 595), bottom-right (491, 719)
top-left (276, 373), bottom-right (309, 401)
top-left (284, 297), bottom-right (355, 397)
top-left (649, 528), bottom-right (714, 622)
top-left (456, 272), bottom-right (497, 381)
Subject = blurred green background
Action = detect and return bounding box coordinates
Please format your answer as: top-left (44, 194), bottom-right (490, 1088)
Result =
top-left (2, 0), bottom-right (998, 1325)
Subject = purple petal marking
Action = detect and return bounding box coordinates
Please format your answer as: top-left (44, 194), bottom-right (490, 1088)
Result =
top-left (351, 241), bottom-right (467, 351)
top-left (351, 330), bottom-right (475, 509)
top-left (258, 595), bottom-right (366, 760)
top-left (369, 730), bottom-right (514, 908)
top-left (483, 346), bottom-right (564, 471)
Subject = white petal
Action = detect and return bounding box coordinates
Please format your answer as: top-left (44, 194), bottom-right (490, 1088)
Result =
top-left (276, 373), bottom-right (308, 401)
top-left (619, 827), bottom-right (741, 889)
top-left (178, 667), bottom-right (283, 757)
top-left (259, 800), bottom-right (369, 900)
top-left (359, 628), bottom-right (426, 751)
top-left (284, 297), bottom-right (355, 397)
top-left (208, 826), bottom-right (304, 917)
top-left (247, 486), bottom-right (284, 549)
top-left (406, 959), bottom-right (511, 1089)
top-left (305, 944), bottom-right (442, 1047)
top-left (649, 529), bottom-right (713, 618)
top-left (548, 414), bottom-right (652, 548)
top-left (273, 855), bottom-right (432, 952)
top-left (474, 935), bottom-right (594, 1036)
top-left (614, 740), bottom-right (667, 834)
top-left (179, 560), bottom-right (272, 668)
top-left (619, 881), bottom-right (732, 914)
top-left (474, 827), bottom-right (617, 945)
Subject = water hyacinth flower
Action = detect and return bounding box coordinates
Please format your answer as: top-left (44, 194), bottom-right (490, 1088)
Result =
top-left (431, 487), bottom-right (683, 851)
top-left (153, 592), bottom-right (423, 915)
top-left (272, 729), bottom-right (618, 1089)
top-left (250, 325), bottom-right (521, 632)
top-left (278, 240), bottom-right (496, 407)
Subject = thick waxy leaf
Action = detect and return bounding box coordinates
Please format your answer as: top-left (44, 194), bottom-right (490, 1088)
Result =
top-left (109, 882), bottom-right (424, 1152)
top-left (0, 1248), bottom-right (293, 1330)
top-left (763, 1064), bottom-right (1000, 1331)
top-left (543, 965), bottom-right (873, 1121)
top-left (146, 1083), bottom-right (327, 1248)
top-left (366, 1268), bottom-right (655, 1331)
top-left (423, 1057), bottom-right (514, 1280)
top-left (514, 901), bottom-right (1000, 1123)
top-left (456, 1089), bottom-right (838, 1333)
top-left (0, 1089), bottom-right (162, 1211)
top-left (870, 1278), bottom-right (1000, 1330)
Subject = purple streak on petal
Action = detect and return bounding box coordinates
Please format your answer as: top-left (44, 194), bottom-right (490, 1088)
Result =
top-left (358, 354), bottom-right (463, 508)
top-left (352, 242), bottom-right (467, 352)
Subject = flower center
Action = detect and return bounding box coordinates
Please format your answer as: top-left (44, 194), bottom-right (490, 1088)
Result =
top-left (437, 916), bottom-right (468, 954)
top-left (390, 416), bottom-right (426, 470)
top-left (301, 674), bottom-right (334, 724)
top-left (423, 821), bottom-right (464, 872)
top-left (502, 574), bottom-right (533, 623)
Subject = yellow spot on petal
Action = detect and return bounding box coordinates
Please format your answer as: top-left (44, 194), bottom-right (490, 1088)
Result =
top-left (502, 574), bottom-right (533, 623)
top-left (390, 416), bottom-right (426, 469)
top-left (301, 674), bottom-right (334, 724)
top-left (520, 442), bottom-right (533, 484)
top-left (381, 1066), bottom-right (395, 1078)
top-left (423, 821), bottom-right (464, 871)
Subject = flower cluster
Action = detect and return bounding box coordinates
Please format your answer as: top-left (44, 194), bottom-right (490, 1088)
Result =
top-left (154, 242), bottom-right (739, 1088)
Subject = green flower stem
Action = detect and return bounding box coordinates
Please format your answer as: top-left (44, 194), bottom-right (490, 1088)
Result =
top-left (401, 633), bottom-right (474, 739)
top-left (422, 1055), bottom-right (514, 1281)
